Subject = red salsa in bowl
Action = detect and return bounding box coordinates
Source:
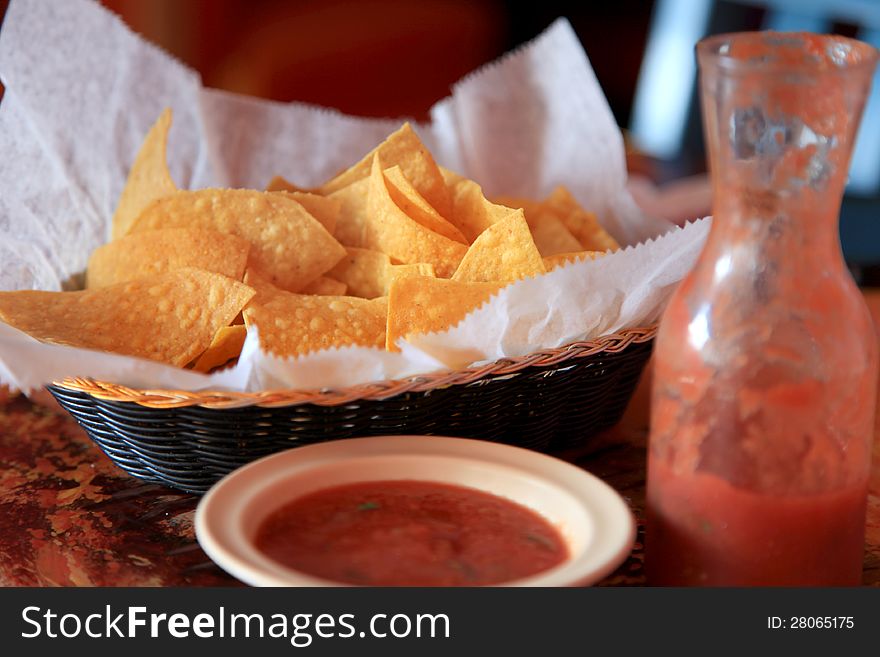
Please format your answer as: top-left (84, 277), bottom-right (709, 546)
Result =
top-left (195, 435), bottom-right (636, 587)
top-left (253, 479), bottom-right (568, 586)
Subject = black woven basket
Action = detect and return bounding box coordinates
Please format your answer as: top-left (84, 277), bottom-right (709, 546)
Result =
top-left (47, 328), bottom-right (654, 494)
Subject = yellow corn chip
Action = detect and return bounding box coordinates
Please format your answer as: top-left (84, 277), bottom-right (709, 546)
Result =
top-left (327, 247), bottom-right (391, 299)
top-left (365, 155), bottom-right (466, 278)
top-left (544, 186), bottom-right (619, 251)
top-left (386, 275), bottom-right (502, 351)
top-left (383, 166), bottom-right (466, 244)
top-left (86, 227), bottom-right (249, 289)
top-left (369, 296), bottom-right (390, 317)
top-left (328, 178), bottom-right (369, 247)
top-left (243, 268), bottom-right (286, 305)
top-left (386, 263), bottom-right (435, 292)
top-left (528, 211), bottom-right (583, 256)
top-left (300, 276), bottom-right (347, 296)
top-left (439, 165), bottom-right (464, 188)
top-left (265, 176), bottom-right (313, 193)
top-left (276, 191), bottom-right (340, 236)
top-left (448, 179), bottom-right (517, 243)
top-left (244, 292), bottom-right (387, 357)
top-left (129, 189), bottom-right (346, 292)
top-left (542, 251), bottom-right (604, 271)
top-left (326, 249), bottom-right (436, 299)
top-left (320, 123), bottom-right (452, 218)
top-left (493, 195), bottom-right (542, 217)
top-left (496, 187), bottom-right (617, 254)
top-left (191, 324), bottom-right (247, 373)
top-left (112, 108), bottom-right (177, 239)
top-left (0, 268), bottom-right (254, 367)
top-left (452, 210), bottom-right (544, 283)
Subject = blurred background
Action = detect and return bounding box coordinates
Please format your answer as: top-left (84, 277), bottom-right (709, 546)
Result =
top-left (0, 0), bottom-right (878, 275)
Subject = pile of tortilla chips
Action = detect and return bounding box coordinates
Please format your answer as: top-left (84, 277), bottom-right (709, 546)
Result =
top-left (0, 109), bottom-right (618, 373)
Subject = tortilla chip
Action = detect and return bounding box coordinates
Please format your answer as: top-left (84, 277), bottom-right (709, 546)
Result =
top-left (326, 249), bottom-right (436, 299)
top-left (383, 166), bottom-right (466, 244)
top-left (328, 178), bottom-right (369, 247)
top-left (386, 263), bottom-right (435, 292)
top-left (300, 276), bottom-right (347, 296)
top-left (493, 195), bottom-right (542, 217)
top-left (448, 179), bottom-right (516, 243)
top-left (191, 324), bottom-right (247, 373)
top-left (327, 247), bottom-right (391, 299)
top-left (112, 108), bottom-right (177, 239)
top-left (0, 268), bottom-right (254, 367)
top-left (244, 292), bottom-right (387, 357)
top-left (86, 227), bottom-right (249, 288)
top-left (320, 123), bottom-right (451, 218)
top-left (129, 189), bottom-right (346, 292)
top-left (243, 268), bottom-right (287, 305)
top-left (386, 275), bottom-right (502, 351)
top-left (276, 191), bottom-right (340, 236)
top-left (439, 165), bottom-right (465, 188)
top-left (542, 251), bottom-right (604, 271)
top-left (496, 187), bottom-right (617, 254)
top-left (528, 211), bottom-right (583, 256)
top-left (265, 176), bottom-right (313, 193)
top-left (544, 186), bottom-right (619, 251)
top-left (364, 155), bottom-right (466, 278)
top-left (370, 296), bottom-right (390, 315)
top-left (452, 210), bottom-right (544, 283)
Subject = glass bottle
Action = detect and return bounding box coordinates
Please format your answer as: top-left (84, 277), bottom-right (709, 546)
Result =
top-left (646, 32), bottom-right (880, 586)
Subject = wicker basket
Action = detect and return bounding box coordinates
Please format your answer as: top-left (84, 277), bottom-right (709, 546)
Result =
top-left (46, 326), bottom-right (655, 494)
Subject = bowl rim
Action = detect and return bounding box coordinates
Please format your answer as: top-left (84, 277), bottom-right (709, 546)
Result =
top-left (194, 435), bottom-right (636, 587)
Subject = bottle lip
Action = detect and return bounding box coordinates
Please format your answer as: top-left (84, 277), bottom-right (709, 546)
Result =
top-left (697, 31), bottom-right (880, 76)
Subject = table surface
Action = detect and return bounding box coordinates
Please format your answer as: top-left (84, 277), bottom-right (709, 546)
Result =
top-left (2, 292), bottom-right (879, 587)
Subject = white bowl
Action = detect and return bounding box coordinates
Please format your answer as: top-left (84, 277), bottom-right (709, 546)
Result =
top-left (195, 435), bottom-right (635, 587)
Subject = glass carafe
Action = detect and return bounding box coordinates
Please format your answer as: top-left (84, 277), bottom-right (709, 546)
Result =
top-left (646, 32), bottom-right (880, 586)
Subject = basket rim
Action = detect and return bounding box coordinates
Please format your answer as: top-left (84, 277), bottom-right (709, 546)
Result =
top-left (51, 325), bottom-right (657, 410)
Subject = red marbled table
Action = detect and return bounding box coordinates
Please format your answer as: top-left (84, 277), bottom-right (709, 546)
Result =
top-left (2, 292), bottom-right (879, 587)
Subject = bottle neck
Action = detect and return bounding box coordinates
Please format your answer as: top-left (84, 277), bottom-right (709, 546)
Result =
top-left (701, 181), bottom-right (846, 276)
